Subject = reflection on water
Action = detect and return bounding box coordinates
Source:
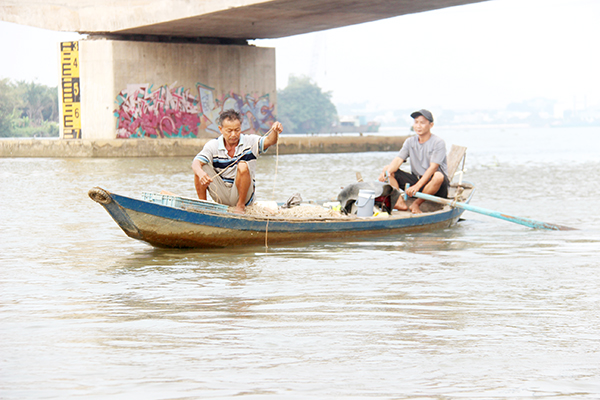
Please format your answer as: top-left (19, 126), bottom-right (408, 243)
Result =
top-left (1, 127), bottom-right (600, 399)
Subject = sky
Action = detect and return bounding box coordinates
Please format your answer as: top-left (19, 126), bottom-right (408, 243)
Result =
top-left (1, 0), bottom-right (599, 121)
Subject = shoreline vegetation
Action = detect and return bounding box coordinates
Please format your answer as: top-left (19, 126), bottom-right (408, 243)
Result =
top-left (0, 78), bottom-right (59, 138)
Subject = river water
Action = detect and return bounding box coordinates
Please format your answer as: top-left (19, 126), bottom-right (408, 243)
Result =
top-left (1, 127), bottom-right (599, 399)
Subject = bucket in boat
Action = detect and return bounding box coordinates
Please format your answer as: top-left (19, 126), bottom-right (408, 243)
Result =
top-left (356, 189), bottom-right (375, 217)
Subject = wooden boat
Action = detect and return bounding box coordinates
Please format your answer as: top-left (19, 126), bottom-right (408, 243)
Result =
top-left (88, 145), bottom-right (473, 248)
top-left (87, 182), bottom-right (473, 248)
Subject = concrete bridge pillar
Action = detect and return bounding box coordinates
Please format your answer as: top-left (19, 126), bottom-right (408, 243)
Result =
top-left (61, 39), bottom-right (276, 140)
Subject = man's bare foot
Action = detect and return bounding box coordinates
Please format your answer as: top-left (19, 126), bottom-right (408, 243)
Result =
top-left (232, 205), bottom-right (246, 214)
top-left (394, 197), bottom-right (408, 211)
top-left (409, 202), bottom-right (423, 214)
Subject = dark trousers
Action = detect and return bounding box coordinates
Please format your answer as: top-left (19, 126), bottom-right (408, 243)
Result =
top-left (393, 170), bottom-right (449, 198)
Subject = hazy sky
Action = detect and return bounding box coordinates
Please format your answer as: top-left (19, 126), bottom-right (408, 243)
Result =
top-left (1, 0), bottom-right (598, 116)
top-left (251, 0), bottom-right (600, 114)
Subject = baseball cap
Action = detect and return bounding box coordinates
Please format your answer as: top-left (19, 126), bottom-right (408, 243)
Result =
top-left (410, 109), bottom-right (434, 122)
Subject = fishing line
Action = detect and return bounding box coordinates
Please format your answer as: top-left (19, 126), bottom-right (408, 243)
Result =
top-left (208, 125), bottom-right (275, 180)
top-left (265, 127), bottom-right (280, 250)
top-left (202, 124), bottom-right (280, 248)
top-left (206, 125), bottom-right (276, 206)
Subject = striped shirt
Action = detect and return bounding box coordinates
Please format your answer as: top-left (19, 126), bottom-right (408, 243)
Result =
top-left (194, 134), bottom-right (267, 186)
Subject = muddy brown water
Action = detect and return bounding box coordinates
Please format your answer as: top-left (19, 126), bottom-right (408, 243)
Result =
top-left (1, 127), bottom-right (600, 399)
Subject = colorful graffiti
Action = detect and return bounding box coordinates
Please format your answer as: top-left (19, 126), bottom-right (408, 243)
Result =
top-left (114, 82), bottom-right (275, 139)
top-left (114, 84), bottom-right (200, 138)
top-left (197, 83), bottom-right (275, 135)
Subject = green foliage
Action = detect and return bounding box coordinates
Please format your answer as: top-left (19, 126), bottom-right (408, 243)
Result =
top-left (0, 78), bottom-right (59, 137)
top-left (0, 78), bottom-right (16, 136)
top-left (277, 76), bottom-right (337, 133)
top-left (10, 118), bottom-right (59, 138)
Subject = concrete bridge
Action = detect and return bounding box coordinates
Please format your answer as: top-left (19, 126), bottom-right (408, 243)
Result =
top-left (1, 0), bottom-right (487, 147)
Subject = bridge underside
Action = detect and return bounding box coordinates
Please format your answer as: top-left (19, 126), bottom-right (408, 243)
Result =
top-left (2, 0), bottom-right (488, 40)
top-left (1, 0), bottom-right (489, 142)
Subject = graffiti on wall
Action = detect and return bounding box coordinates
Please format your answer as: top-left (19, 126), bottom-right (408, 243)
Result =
top-left (114, 82), bottom-right (275, 139)
top-left (197, 83), bottom-right (275, 135)
top-left (114, 84), bottom-right (201, 139)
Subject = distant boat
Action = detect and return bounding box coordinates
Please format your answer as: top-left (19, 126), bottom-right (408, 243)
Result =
top-left (327, 115), bottom-right (380, 133)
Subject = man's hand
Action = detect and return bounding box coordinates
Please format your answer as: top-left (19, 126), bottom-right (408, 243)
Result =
top-left (271, 121), bottom-right (283, 135)
top-left (378, 157), bottom-right (403, 183)
top-left (405, 184), bottom-right (420, 197)
top-left (196, 170), bottom-right (213, 186)
top-left (264, 121), bottom-right (283, 150)
top-left (378, 166), bottom-right (390, 182)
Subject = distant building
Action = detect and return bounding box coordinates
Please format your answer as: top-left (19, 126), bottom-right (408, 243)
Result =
top-left (328, 115), bottom-right (380, 133)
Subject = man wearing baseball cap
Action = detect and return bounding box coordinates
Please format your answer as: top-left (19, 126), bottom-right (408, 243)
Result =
top-left (378, 109), bottom-right (449, 214)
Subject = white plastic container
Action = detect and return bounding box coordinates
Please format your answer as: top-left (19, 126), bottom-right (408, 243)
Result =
top-left (355, 189), bottom-right (375, 217)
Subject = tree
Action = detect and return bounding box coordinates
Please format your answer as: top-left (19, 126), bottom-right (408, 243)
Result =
top-left (15, 80), bottom-right (58, 125)
top-left (277, 76), bottom-right (337, 133)
top-left (0, 78), bottom-right (59, 137)
top-left (0, 78), bottom-right (17, 136)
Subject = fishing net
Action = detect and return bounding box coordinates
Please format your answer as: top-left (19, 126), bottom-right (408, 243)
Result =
top-left (244, 203), bottom-right (346, 219)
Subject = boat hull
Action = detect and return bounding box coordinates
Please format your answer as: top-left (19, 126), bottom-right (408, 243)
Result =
top-left (90, 187), bottom-right (474, 248)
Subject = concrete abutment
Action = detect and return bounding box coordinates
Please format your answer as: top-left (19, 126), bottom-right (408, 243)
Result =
top-left (71, 38), bottom-right (276, 141)
top-left (1, 36), bottom-right (410, 159)
top-left (1, 136), bottom-right (408, 158)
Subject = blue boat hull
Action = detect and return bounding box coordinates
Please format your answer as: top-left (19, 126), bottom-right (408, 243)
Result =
top-left (89, 186), bottom-right (474, 248)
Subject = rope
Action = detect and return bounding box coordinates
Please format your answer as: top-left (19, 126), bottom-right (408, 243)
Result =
top-left (209, 151), bottom-right (247, 180)
top-left (207, 125), bottom-right (277, 205)
top-left (206, 183), bottom-right (223, 205)
top-left (265, 218), bottom-right (270, 249)
top-left (203, 124), bottom-right (280, 249)
top-left (209, 125), bottom-right (275, 180)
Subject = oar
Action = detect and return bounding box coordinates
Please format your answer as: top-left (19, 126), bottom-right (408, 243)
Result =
top-left (405, 185), bottom-right (576, 231)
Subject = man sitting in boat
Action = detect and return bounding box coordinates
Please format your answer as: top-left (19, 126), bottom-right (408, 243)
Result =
top-left (378, 109), bottom-right (449, 214)
top-left (192, 109), bottom-right (283, 213)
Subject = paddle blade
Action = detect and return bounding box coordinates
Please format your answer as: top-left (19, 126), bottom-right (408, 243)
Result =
top-left (411, 191), bottom-right (577, 231)
top-left (498, 213), bottom-right (577, 231)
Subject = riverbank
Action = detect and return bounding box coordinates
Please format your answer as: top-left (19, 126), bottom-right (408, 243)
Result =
top-left (0, 135), bottom-right (407, 157)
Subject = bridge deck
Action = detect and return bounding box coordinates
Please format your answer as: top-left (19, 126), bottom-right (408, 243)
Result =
top-left (1, 0), bottom-right (489, 39)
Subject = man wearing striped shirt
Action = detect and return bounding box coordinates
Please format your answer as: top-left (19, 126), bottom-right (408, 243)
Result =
top-left (192, 109), bottom-right (283, 213)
